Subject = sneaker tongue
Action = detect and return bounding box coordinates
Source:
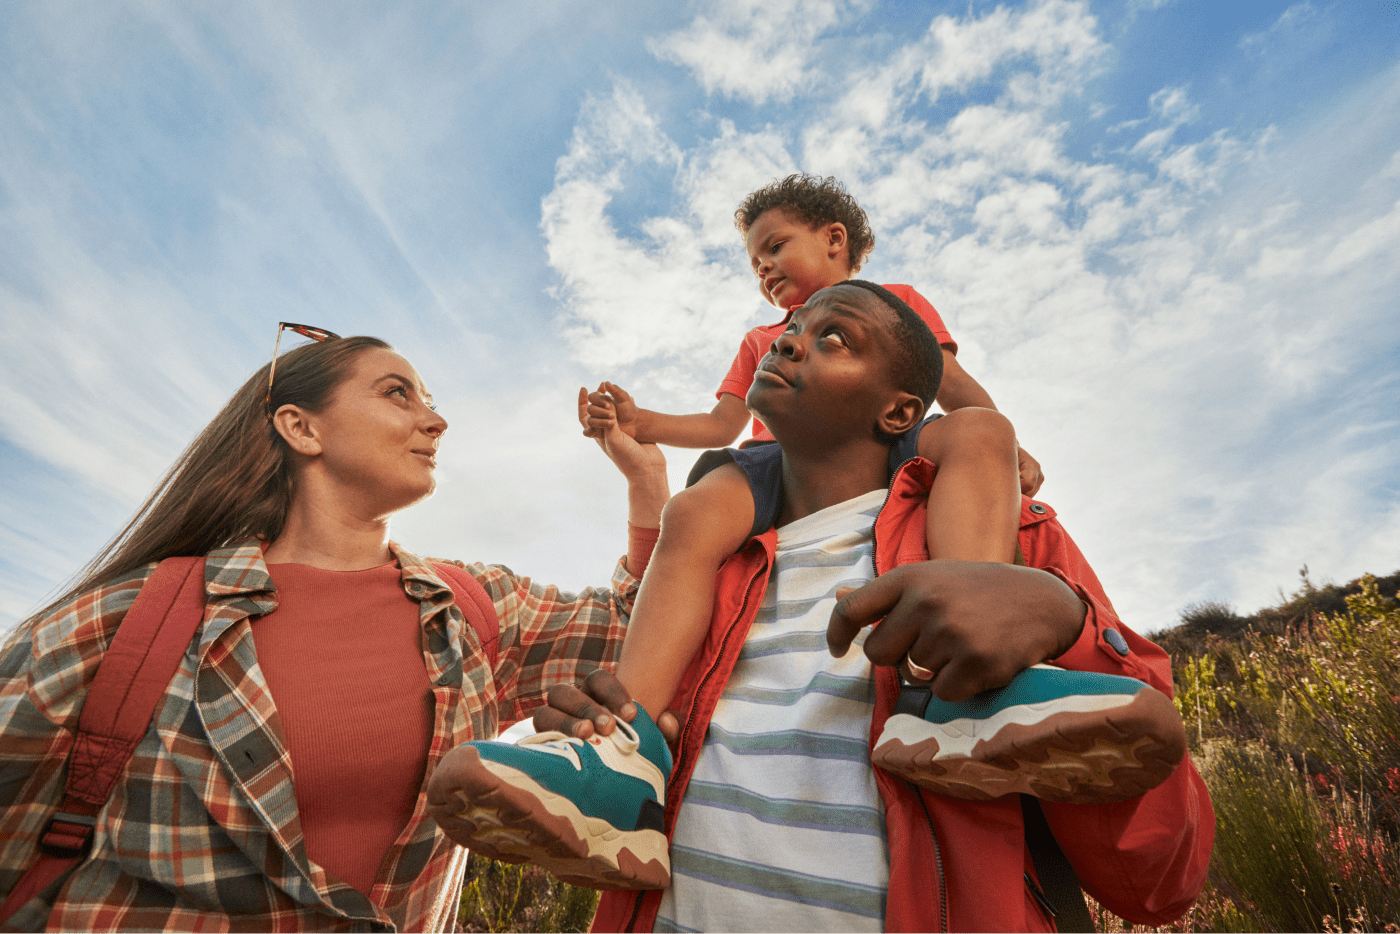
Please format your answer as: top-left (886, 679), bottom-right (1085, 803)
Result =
top-left (609, 719), bottom-right (641, 754)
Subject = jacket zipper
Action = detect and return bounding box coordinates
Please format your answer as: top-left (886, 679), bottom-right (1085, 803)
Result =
top-left (878, 453), bottom-right (948, 931)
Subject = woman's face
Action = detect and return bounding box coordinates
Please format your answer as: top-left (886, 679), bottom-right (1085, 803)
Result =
top-left (301, 347), bottom-right (448, 517)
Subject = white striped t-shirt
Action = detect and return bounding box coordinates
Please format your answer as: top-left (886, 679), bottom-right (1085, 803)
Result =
top-left (656, 488), bottom-right (888, 933)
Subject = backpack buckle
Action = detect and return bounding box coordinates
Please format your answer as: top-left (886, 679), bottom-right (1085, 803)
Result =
top-left (39, 811), bottom-right (96, 859)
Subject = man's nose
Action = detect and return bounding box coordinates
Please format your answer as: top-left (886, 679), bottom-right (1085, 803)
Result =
top-left (772, 330), bottom-right (804, 359)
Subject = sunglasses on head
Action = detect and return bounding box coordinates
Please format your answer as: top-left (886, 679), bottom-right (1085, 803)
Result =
top-left (264, 322), bottom-right (340, 418)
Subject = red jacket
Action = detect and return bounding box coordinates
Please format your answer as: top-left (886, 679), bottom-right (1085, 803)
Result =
top-left (594, 458), bottom-right (1214, 932)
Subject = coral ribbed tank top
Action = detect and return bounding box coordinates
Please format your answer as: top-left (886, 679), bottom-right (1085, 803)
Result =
top-left (251, 562), bottom-right (434, 896)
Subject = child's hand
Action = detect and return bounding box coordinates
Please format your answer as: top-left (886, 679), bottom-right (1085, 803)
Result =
top-left (585, 381), bottom-right (640, 439)
top-left (1018, 445), bottom-right (1044, 497)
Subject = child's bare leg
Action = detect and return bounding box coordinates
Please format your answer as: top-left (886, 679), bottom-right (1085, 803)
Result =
top-left (916, 408), bottom-right (1020, 563)
top-left (616, 462), bottom-right (754, 718)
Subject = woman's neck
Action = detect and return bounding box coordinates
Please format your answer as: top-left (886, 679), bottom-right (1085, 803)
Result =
top-left (264, 493), bottom-right (394, 570)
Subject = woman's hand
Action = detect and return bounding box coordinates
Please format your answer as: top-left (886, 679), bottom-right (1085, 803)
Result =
top-left (578, 387), bottom-right (670, 528)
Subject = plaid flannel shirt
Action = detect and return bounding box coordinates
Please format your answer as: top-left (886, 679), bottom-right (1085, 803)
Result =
top-left (0, 540), bottom-right (637, 932)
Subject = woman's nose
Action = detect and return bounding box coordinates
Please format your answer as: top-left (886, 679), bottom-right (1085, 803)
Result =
top-left (425, 408), bottom-right (448, 437)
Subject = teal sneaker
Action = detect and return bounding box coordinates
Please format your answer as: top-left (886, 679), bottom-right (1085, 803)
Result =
top-left (872, 664), bottom-right (1187, 803)
top-left (427, 708), bottom-right (672, 889)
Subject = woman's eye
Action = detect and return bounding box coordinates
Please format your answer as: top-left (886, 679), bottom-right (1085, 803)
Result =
top-left (387, 385), bottom-right (409, 399)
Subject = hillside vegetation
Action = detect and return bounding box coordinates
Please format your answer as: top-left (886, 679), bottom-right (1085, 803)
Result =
top-left (457, 568), bottom-right (1400, 933)
top-left (1092, 568), bottom-right (1400, 933)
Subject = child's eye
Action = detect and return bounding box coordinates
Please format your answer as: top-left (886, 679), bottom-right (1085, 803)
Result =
top-left (822, 329), bottom-right (847, 345)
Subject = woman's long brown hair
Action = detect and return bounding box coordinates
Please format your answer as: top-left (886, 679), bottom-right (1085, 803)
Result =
top-left (37, 335), bottom-right (390, 619)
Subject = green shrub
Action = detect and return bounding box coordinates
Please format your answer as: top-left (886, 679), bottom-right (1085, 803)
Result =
top-left (459, 853), bottom-right (599, 933)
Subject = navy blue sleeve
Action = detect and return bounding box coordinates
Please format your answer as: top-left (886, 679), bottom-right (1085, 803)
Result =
top-left (685, 442), bottom-right (783, 539)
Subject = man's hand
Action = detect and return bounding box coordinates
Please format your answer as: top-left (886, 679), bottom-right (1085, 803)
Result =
top-left (1018, 445), bottom-right (1044, 497)
top-left (828, 560), bottom-right (1085, 702)
top-left (533, 669), bottom-right (681, 747)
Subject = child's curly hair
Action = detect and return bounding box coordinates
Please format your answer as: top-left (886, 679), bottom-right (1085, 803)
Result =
top-left (734, 174), bottom-right (875, 273)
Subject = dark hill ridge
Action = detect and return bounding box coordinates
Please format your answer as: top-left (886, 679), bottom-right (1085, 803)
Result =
top-left (1155, 568), bottom-right (1400, 661)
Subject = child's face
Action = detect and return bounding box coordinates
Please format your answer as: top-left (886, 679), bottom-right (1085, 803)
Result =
top-left (746, 284), bottom-right (903, 444)
top-left (744, 208), bottom-right (851, 310)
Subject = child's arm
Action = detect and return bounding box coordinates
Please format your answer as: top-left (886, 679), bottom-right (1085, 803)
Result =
top-left (915, 408), bottom-right (1021, 564)
top-left (584, 385), bottom-right (754, 718)
top-left (936, 351), bottom-right (1045, 497)
top-left (583, 382), bottom-right (751, 449)
top-left (616, 465), bottom-right (753, 717)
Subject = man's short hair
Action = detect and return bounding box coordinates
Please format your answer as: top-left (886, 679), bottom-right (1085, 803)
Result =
top-left (840, 280), bottom-right (944, 442)
top-left (735, 174), bottom-right (876, 273)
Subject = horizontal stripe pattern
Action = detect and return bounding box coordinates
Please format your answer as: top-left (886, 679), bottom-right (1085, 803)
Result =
top-left (659, 489), bottom-right (888, 933)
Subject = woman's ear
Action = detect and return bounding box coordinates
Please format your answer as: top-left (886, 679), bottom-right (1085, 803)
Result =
top-left (878, 392), bottom-right (925, 439)
top-left (272, 405), bottom-right (322, 457)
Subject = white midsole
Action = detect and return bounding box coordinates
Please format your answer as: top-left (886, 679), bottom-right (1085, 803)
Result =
top-left (876, 694), bottom-right (1136, 760)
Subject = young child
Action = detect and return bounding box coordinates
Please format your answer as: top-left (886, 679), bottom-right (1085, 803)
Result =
top-left (582, 173), bottom-right (1025, 736)
top-left (428, 285), bottom-right (1197, 921)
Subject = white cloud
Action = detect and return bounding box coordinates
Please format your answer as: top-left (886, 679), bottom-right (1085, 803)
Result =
top-left (540, 81), bottom-right (788, 409)
top-left (647, 0), bottom-right (854, 105)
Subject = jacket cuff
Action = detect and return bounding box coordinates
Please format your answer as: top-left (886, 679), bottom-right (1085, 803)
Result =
top-left (1045, 568), bottom-right (1163, 687)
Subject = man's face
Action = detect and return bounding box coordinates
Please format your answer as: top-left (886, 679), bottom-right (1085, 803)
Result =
top-left (746, 284), bottom-right (903, 444)
top-left (743, 208), bottom-right (850, 310)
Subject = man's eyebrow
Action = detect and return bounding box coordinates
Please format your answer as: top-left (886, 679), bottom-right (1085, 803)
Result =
top-left (796, 302), bottom-right (871, 325)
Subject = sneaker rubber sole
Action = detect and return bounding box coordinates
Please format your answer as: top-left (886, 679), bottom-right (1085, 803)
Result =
top-left (873, 675), bottom-right (1187, 803)
top-left (427, 744), bottom-right (670, 890)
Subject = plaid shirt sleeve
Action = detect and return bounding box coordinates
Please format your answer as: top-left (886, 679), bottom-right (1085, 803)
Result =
top-left (436, 557), bottom-right (640, 726)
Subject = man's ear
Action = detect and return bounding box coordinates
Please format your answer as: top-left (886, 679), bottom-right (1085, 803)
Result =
top-left (878, 392), bottom-right (925, 439)
top-left (823, 222), bottom-right (848, 259)
top-left (271, 405), bottom-right (323, 457)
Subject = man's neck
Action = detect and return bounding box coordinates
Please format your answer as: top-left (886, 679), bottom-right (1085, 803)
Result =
top-left (775, 437), bottom-right (890, 527)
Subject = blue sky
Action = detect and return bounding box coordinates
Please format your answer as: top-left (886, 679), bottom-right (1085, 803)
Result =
top-left (1, 0), bottom-right (1397, 633)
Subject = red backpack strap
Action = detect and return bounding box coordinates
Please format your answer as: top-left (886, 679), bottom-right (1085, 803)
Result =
top-left (430, 562), bottom-right (501, 668)
top-left (0, 556), bottom-right (206, 926)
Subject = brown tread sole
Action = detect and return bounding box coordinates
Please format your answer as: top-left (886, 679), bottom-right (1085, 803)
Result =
top-left (873, 686), bottom-right (1188, 803)
top-left (425, 744), bottom-right (670, 890)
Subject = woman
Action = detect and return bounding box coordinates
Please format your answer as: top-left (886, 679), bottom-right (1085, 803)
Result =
top-left (0, 330), bottom-right (668, 931)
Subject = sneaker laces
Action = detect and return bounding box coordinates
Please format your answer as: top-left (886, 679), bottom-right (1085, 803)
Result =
top-left (517, 718), bottom-right (642, 755)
